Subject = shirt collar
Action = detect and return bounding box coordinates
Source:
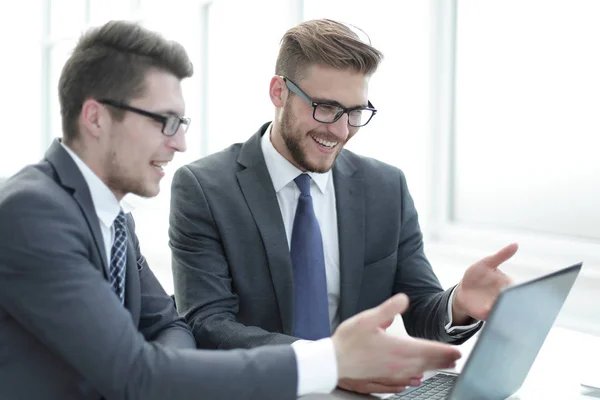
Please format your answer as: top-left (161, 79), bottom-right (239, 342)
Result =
top-left (61, 142), bottom-right (122, 228)
top-left (260, 123), bottom-right (331, 194)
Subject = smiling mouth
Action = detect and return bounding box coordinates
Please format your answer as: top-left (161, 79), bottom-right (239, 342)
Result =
top-left (311, 135), bottom-right (338, 148)
top-left (151, 161), bottom-right (169, 171)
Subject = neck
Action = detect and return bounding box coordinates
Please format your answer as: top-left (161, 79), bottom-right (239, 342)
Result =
top-left (63, 139), bottom-right (125, 201)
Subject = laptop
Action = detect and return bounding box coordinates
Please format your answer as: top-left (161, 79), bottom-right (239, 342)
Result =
top-left (581, 379), bottom-right (600, 391)
top-left (382, 262), bottom-right (582, 400)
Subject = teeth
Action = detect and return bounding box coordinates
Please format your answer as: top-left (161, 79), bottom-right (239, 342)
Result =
top-left (151, 161), bottom-right (168, 168)
top-left (312, 136), bottom-right (337, 148)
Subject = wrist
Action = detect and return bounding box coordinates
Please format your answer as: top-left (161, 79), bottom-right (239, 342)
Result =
top-left (452, 286), bottom-right (471, 325)
top-left (331, 335), bottom-right (350, 379)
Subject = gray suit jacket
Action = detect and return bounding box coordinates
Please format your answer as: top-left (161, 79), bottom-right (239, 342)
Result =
top-left (170, 123), bottom-right (480, 350)
top-left (0, 140), bottom-right (297, 400)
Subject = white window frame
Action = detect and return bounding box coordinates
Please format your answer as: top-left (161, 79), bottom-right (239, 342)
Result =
top-left (429, 0), bottom-right (600, 335)
top-left (38, 0), bottom-right (212, 164)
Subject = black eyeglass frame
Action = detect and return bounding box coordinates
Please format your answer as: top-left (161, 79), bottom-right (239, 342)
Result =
top-left (282, 77), bottom-right (377, 127)
top-left (98, 99), bottom-right (190, 137)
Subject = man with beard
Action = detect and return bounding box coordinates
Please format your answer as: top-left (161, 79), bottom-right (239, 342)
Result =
top-left (170, 18), bottom-right (518, 395)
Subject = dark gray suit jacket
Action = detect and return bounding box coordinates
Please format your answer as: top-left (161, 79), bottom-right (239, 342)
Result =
top-left (0, 140), bottom-right (297, 400)
top-left (170, 123), bottom-right (480, 350)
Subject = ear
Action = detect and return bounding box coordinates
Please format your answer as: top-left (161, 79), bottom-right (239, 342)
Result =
top-left (79, 98), bottom-right (108, 139)
top-left (269, 75), bottom-right (287, 108)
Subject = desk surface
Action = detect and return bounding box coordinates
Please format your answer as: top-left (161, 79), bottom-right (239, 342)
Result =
top-left (301, 326), bottom-right (600, 399)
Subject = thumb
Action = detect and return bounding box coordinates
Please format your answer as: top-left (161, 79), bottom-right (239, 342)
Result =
top-left (483, 242), bottom-right (518, 269)
top-left (366, 293), bottom-right (409, 328)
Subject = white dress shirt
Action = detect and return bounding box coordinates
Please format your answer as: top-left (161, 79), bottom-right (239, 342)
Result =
top-left (260, 124), bottom-right (343, 331)
top-left (62, 142), bottom-right (338, 396)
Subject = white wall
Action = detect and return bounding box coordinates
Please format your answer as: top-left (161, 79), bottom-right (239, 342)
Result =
top-left (1, 0), bottom-right (599, 336)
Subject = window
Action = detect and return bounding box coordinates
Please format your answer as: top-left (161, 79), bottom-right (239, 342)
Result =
top-left (432, 0), bottom-right (600, 335)
top-left (0, 2), bottom-right (43, 177)
top-left (453, 0), bottom-right (600, 242)
top-left (4, 1), bottom-right (598, 334)
top-left (435, 0), bottom-right (600, 271)
top-left (1, 0), bottom-right (206, 293)
top-left (202, 0), bottom-right (299, 155)
top-left (303, 0), bottom-right (432, 213)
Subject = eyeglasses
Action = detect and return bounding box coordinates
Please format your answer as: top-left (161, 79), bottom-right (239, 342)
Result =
top-left (282, 77), bottom-right (377, 127)
top-left (98, 99), bottom-right (191, 137)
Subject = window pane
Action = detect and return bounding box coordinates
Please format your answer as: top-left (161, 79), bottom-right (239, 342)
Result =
top-left (89, 0), bottom-right (134, 26)
top-left (50, 0), bottom-right (85, 38)
top-left (0, 2), bottom-right (43, 177)
top-left (204, 0), bottom-right (294, 155)
top-left (127, 2), bottom-right (206, 292)
top-left (303, 0), bottom-right (431, 207)
top-left (454, 0), bottom-right (600, 240)
top-left (49, 40), bottom-right (77, 143)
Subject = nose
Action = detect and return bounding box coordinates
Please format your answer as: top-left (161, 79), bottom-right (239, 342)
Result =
top-left (327, 113), bottom-right (350, 141)
top-left (166, 128), bottom-right (187, 153)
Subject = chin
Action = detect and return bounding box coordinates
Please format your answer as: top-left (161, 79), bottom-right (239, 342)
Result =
top-left (131, 185), bottom-right (160, 199)
top-left (144, 186), bottom-right (161, 198)
top-left (305, 163), bottom-right (334, 174)
top-left (305, 157), bottom-right (336, 174)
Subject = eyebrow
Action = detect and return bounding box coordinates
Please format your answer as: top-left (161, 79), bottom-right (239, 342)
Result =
top-left (155, 108), bottom-right (185, 117)
top-left (311, 97), bottom-right (369, 110)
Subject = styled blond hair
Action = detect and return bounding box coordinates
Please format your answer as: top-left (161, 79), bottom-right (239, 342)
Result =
top-left (275, 19), bottom-right (383, 81)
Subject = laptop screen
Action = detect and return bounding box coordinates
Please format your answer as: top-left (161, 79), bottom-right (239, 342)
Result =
top-left (448, 263), bottom-right (582, 400)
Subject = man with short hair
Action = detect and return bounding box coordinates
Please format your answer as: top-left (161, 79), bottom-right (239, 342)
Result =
top-left (0, 20), bottom-right (461, 399)
top-left (170, 18), bottom-right (517, 395)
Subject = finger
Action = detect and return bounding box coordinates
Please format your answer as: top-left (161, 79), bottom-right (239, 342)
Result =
top-left (386, 343), bottom-right (460, 377)
top-left (431, 358), bottom-right (458, 370)
top-left (393, 337), bottom-right (462, 361)
top-left (430, 354), bottom-right (459, 370)
top-left (395, 356), bottom-right (457, 376)
top-left (412, 340), bottom-right (462, 367)
top-left (363, 293), bottom-right (409, 327)
top-left (483, 242), bottom-right (518, 269)
top-left (380, 318), bottom-right (395, 330)
top-left (338, 379), bottom-right (408, 394)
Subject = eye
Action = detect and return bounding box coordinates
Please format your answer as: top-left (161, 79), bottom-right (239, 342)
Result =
top-left (317, 104), bottom-right (340, 114)
top-left (164, 116), bottom-right (180, 135)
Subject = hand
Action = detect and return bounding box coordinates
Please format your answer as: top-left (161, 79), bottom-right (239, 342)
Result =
top-left (331, 293), bottom-right (461, 388)
top-left (453, 243), bottom-right (518, 322)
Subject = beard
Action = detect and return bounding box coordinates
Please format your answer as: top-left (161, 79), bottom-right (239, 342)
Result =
top-left (104, 148), bottom-right (157, 199)
top-left (279, 106), bottom-right (345, 173)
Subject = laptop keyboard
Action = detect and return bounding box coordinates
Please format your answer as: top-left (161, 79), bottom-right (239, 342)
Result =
top-left (387, 373), bottom-right (457, 399)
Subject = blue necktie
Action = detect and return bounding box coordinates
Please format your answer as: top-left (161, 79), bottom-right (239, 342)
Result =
top-left (291, 174), bottom-right (330, 340)
top-left (110, 210), bottom-right (128, 304)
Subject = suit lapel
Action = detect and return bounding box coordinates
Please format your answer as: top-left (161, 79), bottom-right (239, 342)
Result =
top-left (333, 152), bottom-right (366, 321)
top-left (236, 125), bottom-right (295, 334)
top-left (44, 139), bottom-right (110, 278)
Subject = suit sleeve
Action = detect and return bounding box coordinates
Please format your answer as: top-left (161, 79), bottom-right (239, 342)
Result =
top-left (125, 214), bottom-right (196, 350)
top-left (170, 166), bottom-right (297, 349)
top-left (392, 170), bottom-right (480, 344)
top-left (0, 189), bottom-right (297, 400)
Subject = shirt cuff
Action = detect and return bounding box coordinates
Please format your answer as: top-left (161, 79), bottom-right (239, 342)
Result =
top-left (445, 286), bottom-right (481, 335)
top-left (291, 338), bottom-right (338, 396)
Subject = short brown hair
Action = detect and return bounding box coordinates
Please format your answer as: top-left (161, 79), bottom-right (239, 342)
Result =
top-left (59, 20), bottom-right (193, 143)
top-left (275, 19), bottom-right (383, 82)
